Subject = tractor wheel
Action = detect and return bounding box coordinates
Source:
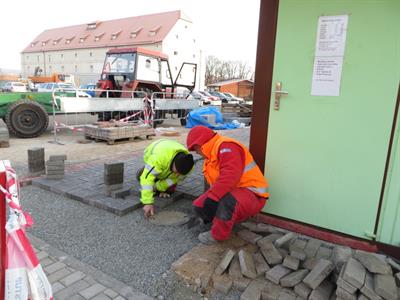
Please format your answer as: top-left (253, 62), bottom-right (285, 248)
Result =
top-left (5, 100), bottom-right (49, 138)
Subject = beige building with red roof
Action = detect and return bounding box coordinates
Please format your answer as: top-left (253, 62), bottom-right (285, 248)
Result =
top-left (21, 10), bottom-right (204, 89)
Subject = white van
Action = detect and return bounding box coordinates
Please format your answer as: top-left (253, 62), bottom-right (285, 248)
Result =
top-left (3, 82), bottom-right (27, 92)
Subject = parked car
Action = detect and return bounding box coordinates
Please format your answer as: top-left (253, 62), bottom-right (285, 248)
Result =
top-left (38, 82), bottom-right (91, 97)
top-left (0, 82), bottom-right (7, 92)
top-left (223, 92), bottom-right (245, 103)
top-left (3, 81), bottom-right (27, 92)
top-left (199, 91), bottom-right (221, 105)
top-left (189, 91), bottom-right (211, 105)
top-left (79, 83), bottom-right (96, 97)
top-left (208, 90), bottom-right (230, 103)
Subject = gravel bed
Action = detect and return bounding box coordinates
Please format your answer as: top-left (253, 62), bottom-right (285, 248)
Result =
top-left (21, 185), bottom-right (208, 299)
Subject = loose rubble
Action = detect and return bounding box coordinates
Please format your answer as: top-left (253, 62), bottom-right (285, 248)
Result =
top-left (173, 221), bottom-right (400, 299)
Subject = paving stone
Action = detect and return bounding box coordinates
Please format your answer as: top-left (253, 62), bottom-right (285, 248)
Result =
top-left (103, 289), bottom-right (118, 298)
top-left (343, 258), bottom-right (366, 289)
top-left (91, 294), bottom-right (112, 300)
top-left (233, 277), bottom-right (251, 291)
top-left (104, 162), bottom-right (124, 174)
top-left (354, 250), bottom-right (392, 275)
top-left (283, 255), bottom-right (300, 271)
top-left (294, 282), bottom-right (312, 299)
top-left (68, 295), bottom-right (86, 300)
top-left (240, 279), bottom-right (264, 300)
top-left (60, 271), bottom-right (86, 286)
top-left (229, 256), bottom-right (243, 279)
top-left (262, 281), bottom-right (282, 300)
top-left (111, 186), bottom-right (132, 198)
top-left (241, 221), bottom-right (277, 233)
top-left (215, 249), bottom-right (236, 275)
top-left (275, 232), bottom-right (297, 249)
top-left (281, 269), bottom-right (309, 288)
top-left (303, 258), bottom-right (334, 289)
top-left (360, 271), bottom-right (383, 300)
top-left (290, 247), bottom-right (307, 261)
top-left (79, 283), bottom-right (108, 299)
top-left (55, 280), bottom-right (91, 300)
top-left (45, 261), bottom-right (66, 274)
top-left (49, 154), bottom-right (67, 161)
top-left (279, 288), bottom-right (297, 300)
top-left (47, 174), bottom-right (65, 180)
top-left (266, 265), bottom-right (292, 285)
top-left (315, 245), bottom-right (333, 260)
top-left (237, 229), bottom-right (263, 244)
top-left (332, 246), bottom-right (353, 273)
top-left (358, 295), bottom-right (370, 300)
top-left (260, 242), bottom-right (283, 266)
top-left (336, 286), bottom-right (357, 300)
top-left (278, 248), bottom-right (289, 258)
top-left (258, 234), bottom-right (284, 248)
top-left (337, 265), bottom-right (358, 294)
top-left (46, 160), bottom-right (65, 166)
top-left (395, 272), bottom-right (400, 286)
top-left (253, 252), bottom-right (270, 276)
top-left (47, 268), bottom-right (72, 282)
top-left (52, 281), bottom-right (66, 293)
top-left (374, 274), bottom-right (398, 300)
top-left (238, 249), bottom-right (257, 279)
top-left (213, 274), bottom-right (233, 294)
top-left (309, 281), bottom-right (335, 300)
top-left (304, 239), bottom-right (322, 258)
top-left (302, 257), bottom-right (320, 270)
top-left (387, 257), bottom-right (400, 272)
top-left (36, 250), bottom-right (49, 260)
top-left (289, 238), bottom-right (307, 251)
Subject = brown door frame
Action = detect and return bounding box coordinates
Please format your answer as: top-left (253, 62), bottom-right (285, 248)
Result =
top-left (249, 0), bottom-right (279, 171)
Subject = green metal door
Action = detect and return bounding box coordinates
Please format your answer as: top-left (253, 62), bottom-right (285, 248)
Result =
top-left (264, 0), bottom-right (400, 240)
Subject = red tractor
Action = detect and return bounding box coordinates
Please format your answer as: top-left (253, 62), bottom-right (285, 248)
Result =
top-left (96, 47), bottom-right (197, 124)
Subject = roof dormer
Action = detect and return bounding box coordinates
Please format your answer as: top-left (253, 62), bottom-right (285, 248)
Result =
top-left (79, 34), bottom-right (89, 43)
top-left (41, 39), bottom-right (50, 46)
top-left (130, 27), bottom-right (143, 39)
top-left (111, 30), bottom-right (122, 40)
top-left (65, 36), bottom-right (75, 44)
top-left (87, 21), bottom-right (101, 30)
top-left (94, 32), bottom-right (105, 42)
top-left (53, 37), bottom-right (62, 45)
top-left (148, 26), bottom-right (161, 37)
top-left (31, 41), bottom-right (38, 47)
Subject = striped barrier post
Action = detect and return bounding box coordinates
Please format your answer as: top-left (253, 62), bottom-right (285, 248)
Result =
top-left (0, 161), bottom-right (6, 299)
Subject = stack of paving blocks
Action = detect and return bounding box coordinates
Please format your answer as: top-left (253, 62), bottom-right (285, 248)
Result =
top-left (175, 221), bottom-right (400, 300)
top-left (84, 124), bottom-right (155, 144)
top-left (104, 162), bottom-right (124, 196)
top-left (0, 118), bottom-right (9, 148)
top-left (46, 155), bottom-right (66, 180)
top-left (28, 147), bottom-right (45, 175)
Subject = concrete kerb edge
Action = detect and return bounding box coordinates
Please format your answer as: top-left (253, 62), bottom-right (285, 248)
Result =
top-left (27, 233), bottom-right (153, 300)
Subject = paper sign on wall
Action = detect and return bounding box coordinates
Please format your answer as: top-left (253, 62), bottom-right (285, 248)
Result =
top-left (311, 15), bottom-right (348, 96)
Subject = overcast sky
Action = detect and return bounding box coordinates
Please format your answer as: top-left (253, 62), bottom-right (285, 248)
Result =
top-left (0, 0), bottom-right (261, 71)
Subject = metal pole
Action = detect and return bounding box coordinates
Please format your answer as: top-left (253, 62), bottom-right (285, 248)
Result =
top-left (0, 161), bottom-right (6, 299)
top-left (48, 91), bottom-right (64, 145)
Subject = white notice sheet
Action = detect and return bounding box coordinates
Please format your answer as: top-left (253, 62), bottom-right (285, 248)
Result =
top-left (311, 15), bottom-right (348, 96)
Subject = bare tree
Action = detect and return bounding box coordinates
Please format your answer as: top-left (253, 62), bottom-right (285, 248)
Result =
top-left (205, 55), bottom-right (254, 85)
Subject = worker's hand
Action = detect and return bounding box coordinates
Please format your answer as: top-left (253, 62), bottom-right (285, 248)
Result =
top-left (143, 204), bottom-right (155, 218)
top-left (159, 192), bottom-right (171, 198)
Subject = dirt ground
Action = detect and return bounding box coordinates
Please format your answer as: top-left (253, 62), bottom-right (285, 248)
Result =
top-left (0, 117), bottom-right (190, 175)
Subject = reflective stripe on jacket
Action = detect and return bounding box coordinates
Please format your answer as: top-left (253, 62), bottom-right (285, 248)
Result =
top-left (140, 139), bottom-right (190, 205)
top-left (202, 135), bottom-right (269, 198)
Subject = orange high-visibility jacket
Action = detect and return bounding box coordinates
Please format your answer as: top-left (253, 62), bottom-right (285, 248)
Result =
top-left (202, 135), bottom-right (269, 198)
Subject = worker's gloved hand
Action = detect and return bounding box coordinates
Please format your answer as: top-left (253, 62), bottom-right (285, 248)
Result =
top-left (143, 204), bottom-right (155, 218)
top-left (159, 192), bottom-right (171, 198)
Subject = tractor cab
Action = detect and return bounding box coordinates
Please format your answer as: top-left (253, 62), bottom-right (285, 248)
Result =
top-left (97, 47), bottom-right (196, 98)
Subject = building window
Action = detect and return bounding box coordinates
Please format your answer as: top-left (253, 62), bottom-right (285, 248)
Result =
top-left (61, 66), bottom-right (65, 72)
top-left (26, 55), bottom-right (29, 60)
top-left (193, 54), bottom-right (196, 58)
top-left (48, 55), bottom-right (51, 62)
top-left (37, 55), bottom-right (40, 62)
top-left (75, 65), bottom-right (78, 72)
top-left (89, 52), bottom-right (92, 57)
top-left (75, 53), bottom-right (78, 58)
top-left (193, 39), bottom-right (196, 43)
top-left (176, 34), bottom-right (179, 39)
top-left (49, 66), bottom-right (52, 73)
top-left (61, 54), bottom-right (63, 59)
top-left (174, 51), bottom-right (178, 56)
top-left (27, 66), bottom-right (30, 73)
top-left (90, 65), bottom-right (94, 72)
top-left (185, 25), bottom-right (188, 29)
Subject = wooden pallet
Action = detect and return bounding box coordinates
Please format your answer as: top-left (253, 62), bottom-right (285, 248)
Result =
top-left (221, 103), bottom-right (252, 117)
top-left (84, 124), bottom-right (155, 145)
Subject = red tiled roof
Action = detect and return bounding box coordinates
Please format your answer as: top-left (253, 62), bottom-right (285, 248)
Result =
top-left (22, 11), bottom-right (183, 53)
top-left (208, 79), bottom-right (254, 87)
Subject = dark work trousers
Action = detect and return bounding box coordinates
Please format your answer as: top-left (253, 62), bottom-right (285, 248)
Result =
top-left (193, 187), bottom-right (267, 241)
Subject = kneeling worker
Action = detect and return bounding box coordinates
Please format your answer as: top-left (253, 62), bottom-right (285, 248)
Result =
top-left (137, 139), bottom-right (194, 218)
top-left (186, 125), bottom-right (269, 244)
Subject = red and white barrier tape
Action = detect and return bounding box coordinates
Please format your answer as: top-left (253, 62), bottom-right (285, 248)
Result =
top-left (54, 121), bottom-right (84, 132)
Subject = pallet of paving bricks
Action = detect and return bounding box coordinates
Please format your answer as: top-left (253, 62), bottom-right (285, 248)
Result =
top-left (221, 103), bottom-right (252, 117)
top-left (84, 124), bottom-right (155, 145)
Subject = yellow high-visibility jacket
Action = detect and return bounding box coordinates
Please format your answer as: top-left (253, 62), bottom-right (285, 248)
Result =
top-left (140, 139), bottom-right (191, 205)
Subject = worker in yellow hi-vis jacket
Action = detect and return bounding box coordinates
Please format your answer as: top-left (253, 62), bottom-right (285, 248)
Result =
top-left (136, 139), bottom-right (194, 218)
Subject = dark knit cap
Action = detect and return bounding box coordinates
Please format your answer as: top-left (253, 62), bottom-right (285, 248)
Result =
top-left (173, 152), bottom-right (194, 175)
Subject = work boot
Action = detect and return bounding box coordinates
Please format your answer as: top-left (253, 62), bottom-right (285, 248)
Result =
top-left (198, 230), bottom-right (217, 245)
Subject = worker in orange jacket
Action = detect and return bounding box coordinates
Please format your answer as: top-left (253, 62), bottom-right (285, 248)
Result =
top-left (186, 125), bottom-right (269, 244)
